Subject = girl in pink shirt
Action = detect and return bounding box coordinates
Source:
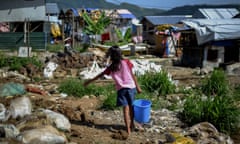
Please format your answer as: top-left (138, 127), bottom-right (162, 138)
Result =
top-left (84, 45), bottom-right (142, 135)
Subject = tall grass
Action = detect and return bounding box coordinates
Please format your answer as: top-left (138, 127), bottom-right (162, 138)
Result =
top-left (58, 78), bottom-right (109, 97)
top-left (180, 69), bottom-right (240, 134)
top-left (138, 70), bottom-right (175, 96)
top-left (0, 55), bottom-right (42, 71)
top-left (181, 94), bottom-right (240, 134)
top-left (201, 69), bottom-right (229, 96)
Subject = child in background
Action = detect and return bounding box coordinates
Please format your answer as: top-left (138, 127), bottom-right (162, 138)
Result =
top-left (84, 45), bottom-right (142, 134)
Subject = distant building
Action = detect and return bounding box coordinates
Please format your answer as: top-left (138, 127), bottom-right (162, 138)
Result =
top-left (0, 0), bottom-right (46, 22)
top-left (140, 15), bottom-right (190, 56)
top-left (0, 0), bottom-right (60, 50)
top-left (179, 8), bottom-right (240, 68)
top-left (46, 3), bottom-right (60, 23)
top-left (60, 8), bottom-right (136, 44)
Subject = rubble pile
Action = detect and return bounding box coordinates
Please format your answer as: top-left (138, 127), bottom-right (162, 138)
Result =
top-left (45, 51), bottom-right (104, 69)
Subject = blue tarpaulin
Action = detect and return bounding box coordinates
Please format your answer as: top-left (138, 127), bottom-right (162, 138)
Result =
top-left (70, 8), bottom-right (79, 16)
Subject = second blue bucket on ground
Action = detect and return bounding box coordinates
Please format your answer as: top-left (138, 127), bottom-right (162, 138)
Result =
top-left (133, 99), bottom-right (152, 123)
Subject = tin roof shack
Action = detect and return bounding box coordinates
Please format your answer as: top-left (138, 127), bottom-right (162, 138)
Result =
top-left (177, 8), bottom-right (240, 68)
top-left (140, 15), bottom-right (190, 56)
top-left (0, 0), bottom-right (59, 50)
top-left (107, 9), bottom-right (137, 46)
top-left (181, 18), bottom-right (240, 68)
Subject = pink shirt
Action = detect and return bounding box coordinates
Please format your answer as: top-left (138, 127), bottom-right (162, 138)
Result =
top-left (103, 59), bottom-right (136, 90)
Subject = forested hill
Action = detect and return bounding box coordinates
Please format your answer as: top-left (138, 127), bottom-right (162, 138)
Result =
top-left (47, 0), bottom-right (240, 18)
top-left (46, 0), bottom-right (165, 18)
top-left (161, 4), bottom-right (240, 16)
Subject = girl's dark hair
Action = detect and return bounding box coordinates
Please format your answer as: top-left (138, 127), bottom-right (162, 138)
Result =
top-left (106, 45), bottom-right (123, 72)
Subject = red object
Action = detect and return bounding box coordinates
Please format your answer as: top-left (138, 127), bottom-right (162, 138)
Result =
top-left (101, 33), bottom-right (110, 42)
top-left (26, 86), bottom-right (47, 96)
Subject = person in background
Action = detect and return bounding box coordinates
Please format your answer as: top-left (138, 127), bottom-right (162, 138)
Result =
top-left (83, 45), bottom-right (142, 135)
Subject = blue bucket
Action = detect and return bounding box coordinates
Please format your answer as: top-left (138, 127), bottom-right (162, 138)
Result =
top-left (133, 99), bottom-right (151, 123)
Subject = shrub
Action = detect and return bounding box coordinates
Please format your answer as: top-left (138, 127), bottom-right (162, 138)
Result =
top-left (201, 69), bottom-right (229, 96)
top-left (138, 70), bottom-right (175, 95)
top-left (180, 93), bottom-right (240, 134)
top-left (46, 43), bottom-right (63, 52)
top-left (101, 91), bottom-right (116, 110)
top-left (233, 84), bottom-right (240, 101)
top-left (100, 84), bottom-right (116, 110)
top-left (58, 78), bottom-right (117, 109)
top-left (0, 56), bottom-right (42, 71)
top-left (58, 78), bottom-right (107, 97)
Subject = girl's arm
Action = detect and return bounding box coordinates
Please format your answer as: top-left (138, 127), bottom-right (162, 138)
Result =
top-left (83, 72), bottom-right (105, 87)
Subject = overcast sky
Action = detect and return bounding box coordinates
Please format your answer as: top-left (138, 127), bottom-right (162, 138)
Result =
top-left (106, 0), bottom-right (240, 9)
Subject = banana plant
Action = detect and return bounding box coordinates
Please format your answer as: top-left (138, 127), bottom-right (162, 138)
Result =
top-left (115, 27), bottom-right (132, 44)
top-left (82, 11), bottom-right (111, 42)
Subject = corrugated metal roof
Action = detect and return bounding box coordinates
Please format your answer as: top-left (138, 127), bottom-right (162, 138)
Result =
top-left (117, 9), bottom-right (135, 19)
top-left (194, 8), bottom-right (239, 19)
top-left (119, 14), bottom-right (135, 19)
top-left (117, 9), bottom-right (131, 14)
top-left (46, 3), bottom-right (59, 14)
top-left (143, 16), bottom-right (190, 25)
top-left (0, 0), bottom-right (46, 22)
top-left (182, 18), bottom-right (240, 44)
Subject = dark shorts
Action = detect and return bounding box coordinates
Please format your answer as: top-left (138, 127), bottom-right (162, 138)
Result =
top-left (117, 88), bottom-right (136, 107)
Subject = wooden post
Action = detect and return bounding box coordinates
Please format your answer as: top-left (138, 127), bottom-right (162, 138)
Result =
top-left (27, 18), bottom-right (30, 57)
top-left (62, 19), bottom-right (65, 42)
top-left (24, 19), bottom-right (27, 44)
top-left (72, 14), bottom-right (74, 48)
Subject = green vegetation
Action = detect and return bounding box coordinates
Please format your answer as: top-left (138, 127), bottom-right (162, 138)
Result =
top-left (201, 69), bottom-right (229, 96)
top-left (181, 93), bottom-right (240, 134)
top-left (115, 27), bottom-right (132, 44)
top-left (138, 70), bottom-right (176, 95)
top-left (47, 43), bottom-right (88, 53)
top-left (58, 78), bottom-right (110, 97)
top-left (58, 77), bottom-right (158, 110)
top-left (233, 84), bottom-right (240, 101)
top-left (82, 11), bottom-right (111, 43)
top-left (0, 54), bottom-right (42, 71)
top-left (46, 43), bottom-right (64, 52)
top-left (180, 69), bottom-right (240, 134)
top-left (58, 69), bottom-right (240, 135)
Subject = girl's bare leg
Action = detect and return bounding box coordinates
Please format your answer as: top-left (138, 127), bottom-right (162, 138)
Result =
top-left (123, 106), bottom-right (131, 134)
top-left (129, 105), bottom-right (135, 131)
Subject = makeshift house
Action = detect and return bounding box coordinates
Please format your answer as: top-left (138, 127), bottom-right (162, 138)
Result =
top-left (181, 19), bottom-right (240, 68)
top-left (178, 8), bottom-right (240, 68)
top-left (59, 8), bottom-right (84, 47)
top-left (141, 15), bottom-right (190, 56)
top-left (0, 0), bottom-right (60, 50)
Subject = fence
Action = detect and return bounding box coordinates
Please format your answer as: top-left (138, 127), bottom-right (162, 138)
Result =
top-left (0, 32), bottom-right (46, 50)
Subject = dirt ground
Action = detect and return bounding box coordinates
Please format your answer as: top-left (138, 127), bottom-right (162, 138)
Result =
top-left (1, 60), bottom-right (240, 144)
